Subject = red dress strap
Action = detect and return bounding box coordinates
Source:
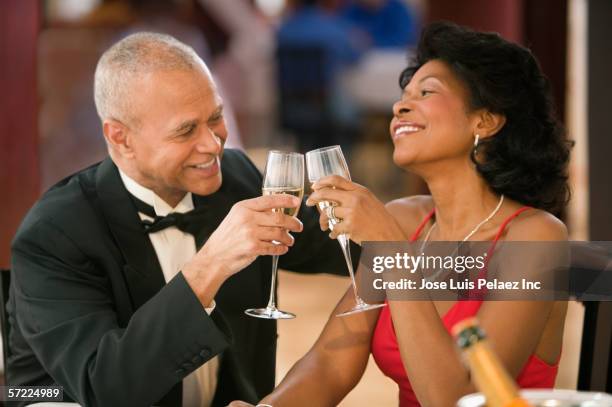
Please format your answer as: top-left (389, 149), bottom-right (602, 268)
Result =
top-left (410, 205), bottom-right (531, 245)
top-left (409, 208), bottom-right (435, 242)
top-left (486, 206), bottom-right (532, 258)
top-left (475, 205), bottom-right (532, 290)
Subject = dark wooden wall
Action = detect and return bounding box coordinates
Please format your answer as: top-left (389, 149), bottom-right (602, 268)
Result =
top-left (426, 0), bottom-right (567, 122)
top-left (0, 1), bottom-right (40, 268)
top-left (579, 0), bottom-right (612, 393)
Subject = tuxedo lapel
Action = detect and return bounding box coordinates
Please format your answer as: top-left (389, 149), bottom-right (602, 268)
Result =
top-left (191, 182), bottom-right (234, 250)
top-left (95, 158), bottom-right (166, 309)
top-left (94, 157), bottom-right (239, 306)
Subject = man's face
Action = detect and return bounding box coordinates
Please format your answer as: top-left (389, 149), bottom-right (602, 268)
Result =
top-left (124, 68), bottom-right (227, 202)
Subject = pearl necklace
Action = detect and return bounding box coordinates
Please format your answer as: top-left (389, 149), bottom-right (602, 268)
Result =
top-left (421, 194), bottom-right (505, 244)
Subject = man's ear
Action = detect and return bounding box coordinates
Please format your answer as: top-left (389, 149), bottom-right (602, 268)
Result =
top-left (103, 119), bottom-right (135, 158)
top-left (474, 110), bottom-right (506, 140)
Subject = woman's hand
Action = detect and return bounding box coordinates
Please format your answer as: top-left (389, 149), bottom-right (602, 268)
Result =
top-left (305, 175), bottom-right (407, 244)
top-left (226, 401), bottom-right (255, 407)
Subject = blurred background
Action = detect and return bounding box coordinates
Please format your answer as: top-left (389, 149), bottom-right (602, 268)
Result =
top-left (1, 0), bottom-right (611, 405)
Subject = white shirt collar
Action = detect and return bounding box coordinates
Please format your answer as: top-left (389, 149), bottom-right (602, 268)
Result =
top-left (118, 170), bottom-right (194, 216)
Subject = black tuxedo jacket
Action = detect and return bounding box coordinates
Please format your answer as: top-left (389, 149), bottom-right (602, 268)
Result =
top-left (7, 149), bottom-right (357, 407)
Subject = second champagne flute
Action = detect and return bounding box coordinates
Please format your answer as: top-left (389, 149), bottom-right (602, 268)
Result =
top-left (305, 145), bottom-right (386, 317)
top-left (244, 151), bottom-right (304, 319)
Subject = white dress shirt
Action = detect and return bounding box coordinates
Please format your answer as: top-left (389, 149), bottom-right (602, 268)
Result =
top-left (119, 171), bottom-right (219, 407)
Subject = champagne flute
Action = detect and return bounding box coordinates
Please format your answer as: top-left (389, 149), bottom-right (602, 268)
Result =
top-left (306, 145), bottom-right (386, 317)
top-left (245, 151), bottom-right (304, 319)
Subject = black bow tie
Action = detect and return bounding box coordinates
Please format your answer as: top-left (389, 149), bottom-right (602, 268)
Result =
top-left (131, 195), bottom-right (207, 236)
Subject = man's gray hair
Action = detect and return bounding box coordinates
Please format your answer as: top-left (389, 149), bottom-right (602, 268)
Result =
top-left (94, 32), bottom-right (209, 124)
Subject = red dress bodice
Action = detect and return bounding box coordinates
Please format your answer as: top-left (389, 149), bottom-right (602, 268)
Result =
top-left (370, 207), bottom-right (559, 406)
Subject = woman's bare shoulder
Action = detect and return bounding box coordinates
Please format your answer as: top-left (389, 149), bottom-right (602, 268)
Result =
top-left (385, 195), bottom-right (434, 235)
top-left (505, 208), bottom-right (568, 241)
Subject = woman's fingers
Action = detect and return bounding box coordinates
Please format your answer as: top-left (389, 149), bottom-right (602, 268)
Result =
top-left (327, 205), bottom-right (348, 221)
top-left (329, 225), bottom-right (344, 240)
top-left (319, 211), bottom-right (329, 231)
top-left (226, 402), bottom-right (255, 407)
top-left (312, 175), bottom-right (355, 191)
top-left (306, 188), bottom-right (351, 207)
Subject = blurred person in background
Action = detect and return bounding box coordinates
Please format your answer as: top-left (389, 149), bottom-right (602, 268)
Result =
top-left (276, 0), bottom-right (366, 152)
top-left (197, 0), bottom-right (277, 147)
top-left (278, 0), bottom-right (365, 70)
top-left (8, 32), bottom-right (354, 407)
top-left (230, 21), bottom-right (572, 407)
top-left (340, 0), bottom-right (419, 49)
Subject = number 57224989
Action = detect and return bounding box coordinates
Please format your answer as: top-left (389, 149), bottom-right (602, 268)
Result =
top-left (2, 385), bottom-right (63, 401)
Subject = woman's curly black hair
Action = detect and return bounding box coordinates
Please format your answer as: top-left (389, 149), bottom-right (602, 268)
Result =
top-left (400, 22), bottom-right (573, 213)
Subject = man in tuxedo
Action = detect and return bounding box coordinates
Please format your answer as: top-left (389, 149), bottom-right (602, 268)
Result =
top-left (7, 32), bottom-right (352, 407)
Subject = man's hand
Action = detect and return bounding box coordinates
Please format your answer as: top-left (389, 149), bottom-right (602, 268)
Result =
top-left (183, 194), bottom-right (303, 306)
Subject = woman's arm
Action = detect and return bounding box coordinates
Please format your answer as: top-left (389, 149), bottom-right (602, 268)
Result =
top-left (388, 211), bottom-right (568, 407)
top-left (258, 287), bottom-right (381, 407)
top-left (232, 177), bottom-right (406, 407)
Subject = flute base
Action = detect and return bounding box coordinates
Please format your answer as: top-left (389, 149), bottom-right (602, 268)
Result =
top-left (245, 307), bottom-right (296, 320)
top-left (336, 301), bottom-right (386, 317)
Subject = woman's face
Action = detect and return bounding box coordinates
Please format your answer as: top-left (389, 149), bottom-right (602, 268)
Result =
top-left (390, 59), bottom-right (479, 170)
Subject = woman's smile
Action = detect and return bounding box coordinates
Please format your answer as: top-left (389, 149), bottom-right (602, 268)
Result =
top-left (391, 121), bottom-right (426, 140)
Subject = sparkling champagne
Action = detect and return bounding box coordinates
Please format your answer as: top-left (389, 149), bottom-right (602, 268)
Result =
top-left (245, 151), bottom-right (303, 320)
top-left (262, 187), bottom-right (304, 217)
top-left (452, 318), bottom-right (532, 407)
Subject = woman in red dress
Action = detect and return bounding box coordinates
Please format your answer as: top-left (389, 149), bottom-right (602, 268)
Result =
top-left (234, 21), bottom-right (572, 407)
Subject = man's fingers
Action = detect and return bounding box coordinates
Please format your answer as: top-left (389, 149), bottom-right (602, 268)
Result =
top-left (257, 211), bottom-right (303, 232)
top-left (258, 241), bottom-right (290, 256)
top-left (258, 226), bottom-right (295, 246)
top-left (242, 194), bottom-right (301, 212)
